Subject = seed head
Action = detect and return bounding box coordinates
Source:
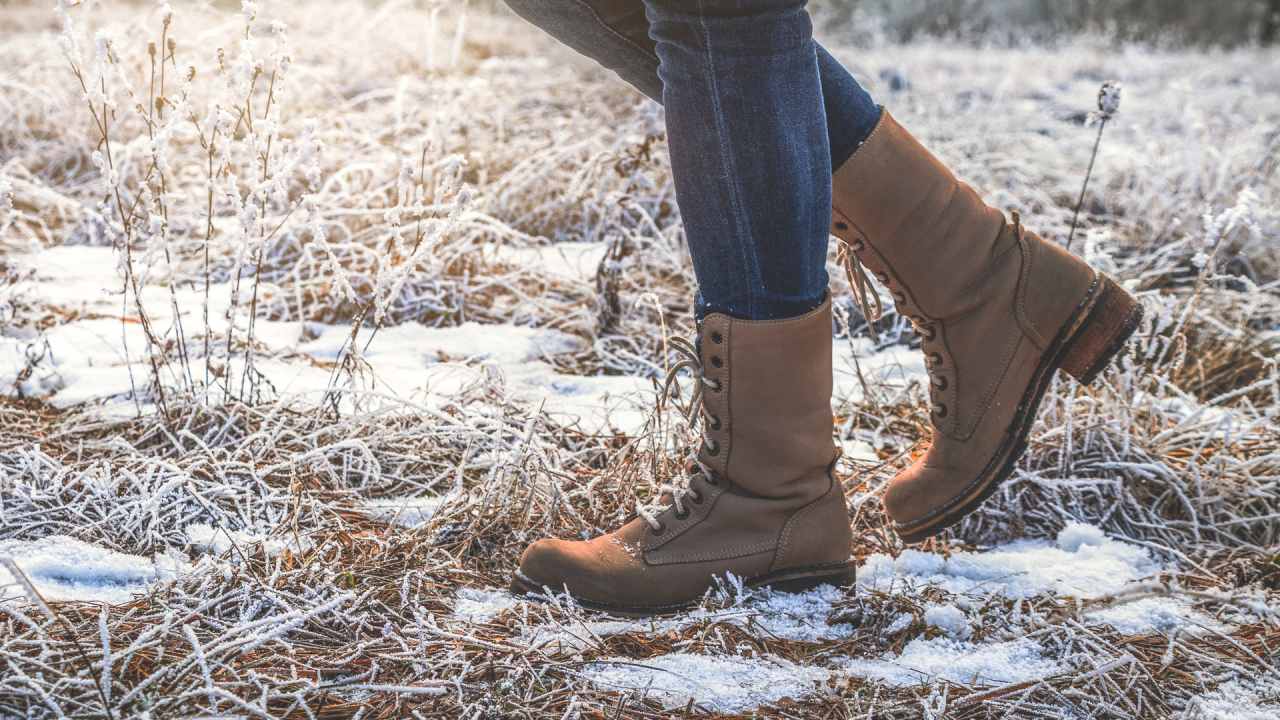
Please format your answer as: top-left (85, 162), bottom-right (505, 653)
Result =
top-left (1097, 81), bottom-right (1122, 120)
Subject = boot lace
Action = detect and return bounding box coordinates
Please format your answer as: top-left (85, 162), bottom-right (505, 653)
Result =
top-left (839, 235), bottom-right (950, 422)
top-left (636, 336), bottom-right (720, 533)
top-left (838, 238), bottom-right (884, 342)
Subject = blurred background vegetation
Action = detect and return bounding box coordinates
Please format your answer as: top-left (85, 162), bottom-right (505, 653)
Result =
top-left (4, 0), bottom-right (1277, 47)
top-left (476, 0), bottom-right (1280, 48)
top-left (805, 0), bottom-right (1280, 47)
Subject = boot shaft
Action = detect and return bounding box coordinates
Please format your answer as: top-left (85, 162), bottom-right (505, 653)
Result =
top-left (828, 111), bottom-right (1143, 542)
top-left (831, 112), bottom-right (1009, 320)
top-left (697, 298), bottom-right (838, 502)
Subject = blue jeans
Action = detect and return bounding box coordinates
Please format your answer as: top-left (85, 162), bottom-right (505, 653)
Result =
top-left (505, 0), bottom-right (882, 320)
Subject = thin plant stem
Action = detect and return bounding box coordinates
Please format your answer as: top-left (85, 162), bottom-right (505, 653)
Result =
top-left (1067, 117), bottom-right (1107, 253)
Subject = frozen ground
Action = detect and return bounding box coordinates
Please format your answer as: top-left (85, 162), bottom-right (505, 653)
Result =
top-left (0, 1), bottom-right (1277, 718)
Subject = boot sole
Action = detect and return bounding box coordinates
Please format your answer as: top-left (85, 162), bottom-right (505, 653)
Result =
top-left (894, 273), bottom-right (1143, 544)
top-left (509, 561), bottom-right (857, 618)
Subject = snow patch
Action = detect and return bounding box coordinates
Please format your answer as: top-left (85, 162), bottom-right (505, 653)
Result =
top-left (301, 321), bottom-right (585, 366)
top-left (453, 587), bottom-right (522, 623)
top-left (1056, 522), bottom-right (1107, 552)
top-left (185, 524), bottom-right (312, 557)
top-left (0, 536), bottom-right (186, 605)
top-left (857, 525), bottom-right (1160, 600)
top-left (499, 362), bottom-right (651, 434)
top-left (489, 241), bottom-right (607, 281)
top-left (1181, 678), bottom-right (1280, 720)
top-left (924, 603), bottom-right (972, 639)
top-left (843, 637), bottom-right (1061, 688)
top-left (362, 496), bottom-right (448, 528)
top-left (4, 247), bottom-right (650, 434)
top-left (1086, 597), bottom-right (1226, 636)
top-left (833, 338), bottom-right (929, 404)
top-left (840, 438), bottom-right (881, 463)
top-left (523, 584), bottom-right (855, 652)
top-left (582, 652), bottom-right (828, 713)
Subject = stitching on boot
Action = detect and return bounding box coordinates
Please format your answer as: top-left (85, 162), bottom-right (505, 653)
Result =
top-left (1013, 230), bottom-right (1051, 350)
top-left (769, 472), bottom-right (836, 573)
top-left (947, 237), bottom-right (1021, 318)
top-left (646, 542), bottom-right (776, 565)
top-left (720, 317), bottom-right (734, 481)
top-left (903, 278), bottom-right (1103, 530)
top-left (938, 241), bottom-right (1025, 440)
top-left (957, 331), bottom-right (1023, 442)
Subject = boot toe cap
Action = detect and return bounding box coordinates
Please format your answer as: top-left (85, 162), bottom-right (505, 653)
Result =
top-left (515, 537), bottom-right (624, 602)
top-left (515, 538), bottom-right (574, 593)
top-left (884, 460), bottom-right (952, 528)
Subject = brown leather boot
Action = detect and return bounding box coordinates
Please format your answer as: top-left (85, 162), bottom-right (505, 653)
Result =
top-left (511, 298), bottom-right (855, 615)
top-left (831, 112), bottom-right (1143, 543)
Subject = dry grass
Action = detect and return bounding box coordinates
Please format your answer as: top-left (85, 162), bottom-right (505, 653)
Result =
top-left (0, 1), bottom-right (1277, 718)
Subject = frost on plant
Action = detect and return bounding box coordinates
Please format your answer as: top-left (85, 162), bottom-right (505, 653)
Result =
top-left (0, 2), bottom-right (1275, 719)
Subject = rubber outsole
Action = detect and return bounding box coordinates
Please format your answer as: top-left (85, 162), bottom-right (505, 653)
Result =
top-left (510, 561), bottom-right (856, 617)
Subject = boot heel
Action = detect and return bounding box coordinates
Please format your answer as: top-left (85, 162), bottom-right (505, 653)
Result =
top-left (1059, 275), bottom-right (1143, 385)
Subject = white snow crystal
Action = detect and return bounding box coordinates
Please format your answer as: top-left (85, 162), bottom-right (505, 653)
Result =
top-left (736, 584), bottom-right (855, 642)
top-left (523, 584), bottom-right (855, 652)
top-left (301, 322), bottom-right (585, 365)
top-left (582, 652), bottom-right (828, 713)
top-left (1181, 678), bottom-right (1280, 720)
top-left (185, 524), bottom-right (312, 557)
top-left (884, 612), bottom-right (915, 635)
top-left (453, 587), bottom-right (522, 623)
top-left (362, 495), bottom-right (447, 528)
top-left (843, 637), bottom-right (1060, 688)
top-left (0, 536), bottom-right (187, 606)
top-left (1086, 597), bottom-right (1225, 636)
top-left (892, 548), bottom-right (947, 576)
top-left (833, 338), bottom-right (929, 403)
top-left (1056, 522), bottom-right (1107, 552)
top-left (489, 241), bottom-right (608, 281)
top-left (924, 603), bottom-right (972, 639)
top-left (858, 527), bottom-right (1160, 600)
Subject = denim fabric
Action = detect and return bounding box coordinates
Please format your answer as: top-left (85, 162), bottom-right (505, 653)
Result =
top-left (504, 0), bottom-right (881, 319)
top-left (640, 0), bottom-right (830, 319)
top-left (503, 0), bottom-right (880, 168)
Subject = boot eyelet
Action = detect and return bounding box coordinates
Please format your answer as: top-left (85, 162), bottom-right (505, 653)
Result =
top-left (932, 403), bottom-right (948, 418)
top-left (932, 376), bottom-right (948, 391)
top-left (876, 272), bottom-right (891, 284)
top-left (834, 220), bottom-right (849, 232)
top-left (651, 522), bottom-right (667, 536)
top-left (850, 239), bottom-right (865, 252)
top-left (710, 332), bottom-right (724, 345)
top-left (892, 291), bottom-right (907, 303)
top-left (675, 508), bottom-right (690, 520)
top-left (707, 379), bottom-right (723, 393)
top-left (705, 439), bottom-right (721, 456)
top-left (927, 352), bottom-right (943, 366)
top-left (922, 327), bottom-right (937, 342)
top-left (711, 356), bottom-right (723, 368)
top-left (707, 415), bottom-right (721, 431)
top-left (689, 489), bottom-right (704, 504)
top-left (705, 471), bottom-right (720, 486)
